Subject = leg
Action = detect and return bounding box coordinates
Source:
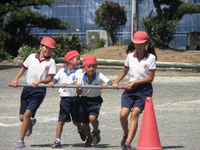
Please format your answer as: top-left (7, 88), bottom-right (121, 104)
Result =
top-left (83, 123), bottom-right (92, 147)
top-left (120, 107), bottom-right (130, 149)
top-left (73, 121), bottom-right (82, 129)
top-left (73, 121), bottom-right (86, 141)
top-left (71, 96), bottom-right (86, 141)
top-left (51, 121), bottom-right (64, 148)
top-left (89, 115), bottom-right (99, 132)
top-left (15, 110), bottom-right (32, 148)
top-left (18, 110), bottom-right (32, 140)
top-left (51, 97), bottom-right (69, 148)
top-left (125, 107), bottom-right (141, 146)
top-left (89, 115), bottom-right (101, 144)
top-left (120, 107), bottom-right (130, 136)
top-left (55, 121), bottom-right (65, 139)
top-left (83, 123), bottom-right (91, 137)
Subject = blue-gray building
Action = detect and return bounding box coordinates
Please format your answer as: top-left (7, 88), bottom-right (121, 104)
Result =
top-left (32, 0), bottom-right (200, 49)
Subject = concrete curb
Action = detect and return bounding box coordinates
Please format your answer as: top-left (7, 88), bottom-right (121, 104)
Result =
top-left (56, 57), bottom-right (200, 73)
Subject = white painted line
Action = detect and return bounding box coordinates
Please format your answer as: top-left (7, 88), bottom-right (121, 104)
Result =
top-left (156, 100), bottom-right (200, 107)
top-left (0, 117), bottom-right (58, 127)
top-left (0, 123), bottom-right (21, 127)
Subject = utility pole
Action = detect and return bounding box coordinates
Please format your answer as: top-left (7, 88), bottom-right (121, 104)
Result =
top-left (131, 0), bottom-right (137, 39)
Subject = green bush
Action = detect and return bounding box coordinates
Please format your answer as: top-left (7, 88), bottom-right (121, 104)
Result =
top-left (87, 38), bottom-right (106, 51)
top-left (0, 29), bottom-right (12, 62)
top-left (0, 46), bottom-right (12, 62)
top-left (18, 45), bottom-right (39, 61)
top-left (142, 11), bottom-right (178, 48)
top-left (93, 38), bottom-right (106, 49)
top-left (54, 33), bottom-right (87, 58)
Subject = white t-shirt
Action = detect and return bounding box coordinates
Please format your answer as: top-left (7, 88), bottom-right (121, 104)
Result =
top-left (125, 52), bottom-right (156, 82)
top-left (53, 67), bottom-right (82, 97)
top-left (77, 72), bottom-right (111, 97)
top-left (23, 53), bottom-right (56, 84)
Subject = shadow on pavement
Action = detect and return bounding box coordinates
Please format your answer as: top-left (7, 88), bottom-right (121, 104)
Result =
top-left (162, 145), bottom-right (185, 149)
top-left (31, 143), bottom-right (113, 148)
top-left (0, 65), bottom-right (20, 70)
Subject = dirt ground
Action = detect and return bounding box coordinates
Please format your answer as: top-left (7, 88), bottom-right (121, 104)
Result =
top-left (1, 46), bottom-right (200, 65)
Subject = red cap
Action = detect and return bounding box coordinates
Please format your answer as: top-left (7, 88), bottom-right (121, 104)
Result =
top-left (132, 31), bottom-right (148, 44)
top-left (82, 55), bottom-right (97, 67)
top-left (64, 50), bottom-right (80, 63)
top-left (40, 37), bottom-right (55, 49)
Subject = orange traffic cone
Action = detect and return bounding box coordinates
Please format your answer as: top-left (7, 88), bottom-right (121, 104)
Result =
top-left (136, 97), bottom-right (162, 150)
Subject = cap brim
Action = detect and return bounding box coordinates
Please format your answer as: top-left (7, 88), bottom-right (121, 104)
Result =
top-left (41, 43), bottom-right (55, 49)
top-left (132, 40), bottom-right (147, 44)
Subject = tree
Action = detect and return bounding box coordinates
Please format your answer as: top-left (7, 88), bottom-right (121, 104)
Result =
top-left (95, 1), bottom-right (127, 46)
top-left (0, 0), bottom-right (70, 57)
top-left (142, 0), bottom-right (200, 48)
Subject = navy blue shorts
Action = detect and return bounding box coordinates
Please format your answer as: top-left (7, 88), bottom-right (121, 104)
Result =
top-left (79, 96), bottom-right (103, 123)
top-left (20, 87), bottom-right (46, 116)
top-left (58, 96), bottom-right (81, 122)
top-left (121, 83), bottom-right (153, 111)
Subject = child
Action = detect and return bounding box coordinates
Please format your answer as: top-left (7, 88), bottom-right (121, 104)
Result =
top-left (112, 31), bottom-right (157, 150)
top-left (49, 50), bottom-right (86, 148)
top-left (10, 36), bottom-right (56, 148)
top-left (76, 55), bottom-right (112, 147)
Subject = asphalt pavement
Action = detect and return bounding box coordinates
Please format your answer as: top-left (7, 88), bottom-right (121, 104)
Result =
top-left (0, 66), bottom-right (200, 150)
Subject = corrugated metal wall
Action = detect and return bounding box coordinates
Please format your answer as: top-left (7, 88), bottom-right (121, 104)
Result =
top-left (32, 0), bottom-right (200, 49)
top-left (33, 0), bottom-right (132, 45)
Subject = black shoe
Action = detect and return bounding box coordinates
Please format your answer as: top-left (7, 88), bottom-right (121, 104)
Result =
top-left (84, 137), bottom-right (92, 147)
top-left (78, 128), bottom-right (86, 141)
top-left (92, 129), bottom-right (101, 144)
top-left (123, 144), bottom-right (131, 150)
top-left (51, 140), bottom-right (61, 148)
top-left (121, 135), bottom-right (127, 148)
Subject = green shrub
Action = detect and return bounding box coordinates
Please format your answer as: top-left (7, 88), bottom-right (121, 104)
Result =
top-left (87, 38), bottom-right (106, 51)
top-left (142, 11), bottom-right (178, 48)
top-left (54, 33), bottom-right (86, 58)
top-left (93, 38), bottom-right (106, 49)
top-left (18, 45), bottom-right (39, 61)
top-left (0, 29), bottom-right (12, 62)
top-left (0, 46), bottom-right (12, 62)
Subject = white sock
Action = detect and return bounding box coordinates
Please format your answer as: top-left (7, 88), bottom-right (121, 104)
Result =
top-left (56, 138), bottom-right (60, 142)
top-left (18, 140), bottom-right (23, 142)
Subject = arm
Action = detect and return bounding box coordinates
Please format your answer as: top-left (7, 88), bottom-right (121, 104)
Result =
top-left (112, 66), bottom-right (129, 89)
top-left (48, 80), bottom-right (56, 88)
top-left (32, 76), bottom-right (53, 88)
top-left (102, 78), bottom-right (113, 89)
top-left (102, 81), bottom-right (112, 89)
top-left (97, 72), bottom-right (113, 89)
top-left (10, 67), bottom-right (26, 87)
top-left (76, 83), bottom-right (82, 95)
top-left (126, 71), bottom-right (155, 90)
top-left (75, 73), bottom-right (83, 95)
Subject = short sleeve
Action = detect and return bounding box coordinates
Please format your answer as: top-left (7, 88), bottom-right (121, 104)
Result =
top-left (48, 58), bottom-right (56, 76)
top-left (99, 72), bottom-right (111, 84)
top-left (149, 55), bottom-right (156, 71)
top-left (124, 53), bottom-right (132, 67)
